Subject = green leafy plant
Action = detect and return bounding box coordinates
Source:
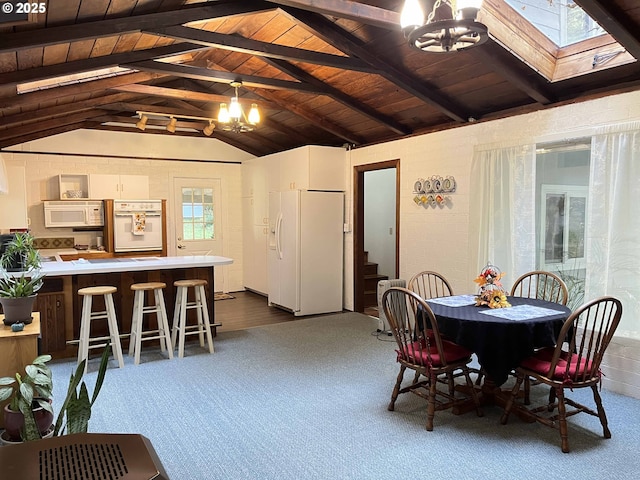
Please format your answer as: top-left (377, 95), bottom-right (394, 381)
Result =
top-left (0, 232), bottom-right (44, 298)
top-left (0, 269), bottom-right (44, 298)
top-left (0, 355), bottom-right (54, 441)
top-left (0, 343), bottom-right (111, 441)
top-left (1, 232), bottom-right (41, 272)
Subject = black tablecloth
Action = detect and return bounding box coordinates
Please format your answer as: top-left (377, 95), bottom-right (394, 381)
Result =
top-left (425, 296), bottom-right (571, 386)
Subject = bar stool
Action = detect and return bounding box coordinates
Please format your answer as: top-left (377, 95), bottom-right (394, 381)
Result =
top-left (171, 279), bottom-right (214, 358)
top-left (129, 282), bottom-right (173, 365)
top-left (77, 286), bottom-right (125, 374)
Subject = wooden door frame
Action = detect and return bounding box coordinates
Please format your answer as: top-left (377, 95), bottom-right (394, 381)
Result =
top-left (353, 159), bottom-right (400, 312)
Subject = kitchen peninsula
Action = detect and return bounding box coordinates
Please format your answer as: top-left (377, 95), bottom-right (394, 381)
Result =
top-left (33, 255), bottom-right (233, 358)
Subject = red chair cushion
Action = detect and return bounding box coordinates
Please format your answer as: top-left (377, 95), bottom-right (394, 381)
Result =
top-left (521, 347), bottom-right (593, 380)
top-left (404, 339), bottom-right (472, 367)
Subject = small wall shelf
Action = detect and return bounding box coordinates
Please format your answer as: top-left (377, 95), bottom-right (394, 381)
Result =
top-left (58, 174), bottom-right (89, 199)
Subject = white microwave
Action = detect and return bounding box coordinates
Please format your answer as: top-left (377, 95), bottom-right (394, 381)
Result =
top-left (43, 200), bottom-right (104, 228)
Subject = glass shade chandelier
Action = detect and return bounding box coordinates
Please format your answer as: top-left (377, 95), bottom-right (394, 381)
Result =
top-left (217, 81), bottom-right (260, 133)
top-left (400, 0), bottom-right (488, 53)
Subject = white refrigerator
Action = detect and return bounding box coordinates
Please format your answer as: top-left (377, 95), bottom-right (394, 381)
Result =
top-left (268, 190), bottom-right (344, 316)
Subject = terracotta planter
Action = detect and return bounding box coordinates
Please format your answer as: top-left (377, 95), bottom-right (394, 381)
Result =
top-left (0, 295), bottom-right (36, 326)
top-left (3, 401), bottom-right (54, 442)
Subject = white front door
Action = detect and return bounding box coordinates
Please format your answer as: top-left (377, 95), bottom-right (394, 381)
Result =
top-left (173, 177), bottom-right (224, 291)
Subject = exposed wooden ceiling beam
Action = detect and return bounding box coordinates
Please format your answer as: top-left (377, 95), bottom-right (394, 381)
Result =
top-left (260, 117), bottom-right (315, 144)
top-left (201, 60), bottom-right (364, 145)
top-left (472, 43), bottom-right (556, 105)
top-left (109, 84), bottom-right (277, 110)
top-left (100, 102), bottom-right (212, 118)
top-left (0, 43), bottom-right (207, 86)
top-left (0, 122), bottom-right (88, 149)
top-left (0, 72), bottom-right (159, 110)
top-left (0, 110), bottom-right (110, 143)
top-left (283, 7), bottom-right (471, 123)
top-left (248, 88), bottom-right (363, 145)
top-left (0, 93), bottom-right (138, 130)
top-left (265, 0), bottom-right (399, 30)
top-left (574, 0), bottom-right (640, 60)
top-left (124, 60), bottom-right (324, 93)
top-left (144, 26), bottom-right (378, 74)
top-left (0, 2), bottom-right (275, 54)
top-left (264, 57), bottom-right (411, 135)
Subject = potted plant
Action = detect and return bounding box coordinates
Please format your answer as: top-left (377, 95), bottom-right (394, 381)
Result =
top-left (0, 232), bottom-right (44, 326)
top-left (0, 343), bottom-right (111, 443)
top-left (0, 354), bottom-right (54, 442)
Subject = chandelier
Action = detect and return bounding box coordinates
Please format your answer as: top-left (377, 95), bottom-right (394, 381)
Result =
top-left (400, 0), bottom-right (488, 53)
top-left (217, 81), bottom-right (260, 133)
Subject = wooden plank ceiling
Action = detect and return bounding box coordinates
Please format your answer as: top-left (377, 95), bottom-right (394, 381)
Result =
top-left (0, 0), bottom-right (639, 157)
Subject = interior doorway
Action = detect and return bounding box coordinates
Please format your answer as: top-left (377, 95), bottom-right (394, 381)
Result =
top-left (353, 159), bottom-right (400, 313)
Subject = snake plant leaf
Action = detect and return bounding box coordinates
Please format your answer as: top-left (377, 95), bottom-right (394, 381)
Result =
top-left (18, 398), bottom-right (41, 442)
top-left (91, 344), bottom-right (111, 405)
top-left (66, 383), bottom-right (91, 434)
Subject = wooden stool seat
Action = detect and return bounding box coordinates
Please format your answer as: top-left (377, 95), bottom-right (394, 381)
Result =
top-left (171, 279), bottom-right (215, 358)
top-left (79, 286), bottom-right (117, 296)
top-left (173, 279), bottom-right (208, 288)
top-left (131, 282), bottom-right (167, 291)
top-left (129, 282), bottom-right (172, 365)
top-left (77, 285), bottom-right (124, 374)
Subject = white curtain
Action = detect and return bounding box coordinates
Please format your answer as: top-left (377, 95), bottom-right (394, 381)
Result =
top-left (468, 144), bottom-right (536, 288)
top-left (588, 122), bottom-right (640, 337)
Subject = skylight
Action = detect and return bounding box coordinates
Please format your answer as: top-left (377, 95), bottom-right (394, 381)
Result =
top-left (17, 67), bottom-right (133, 94)
top-left (504, 0), bottom-right (606, 47)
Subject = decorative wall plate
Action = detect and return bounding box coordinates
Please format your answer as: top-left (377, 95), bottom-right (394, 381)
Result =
top-left (432, 177), bottom-right (443, 193)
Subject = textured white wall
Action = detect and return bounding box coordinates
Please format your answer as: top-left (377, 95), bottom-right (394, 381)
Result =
top-left (6, 129), bottom-right (253, 292)
top-left (345, 90), bottom-right (640, 398)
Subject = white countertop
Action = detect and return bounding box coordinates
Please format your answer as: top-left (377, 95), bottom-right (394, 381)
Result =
top-left (37, 255), bottom-right (233, 276)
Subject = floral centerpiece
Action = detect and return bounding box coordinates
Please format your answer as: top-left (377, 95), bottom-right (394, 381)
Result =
top-left (474, 263), bottom-right (511, 308)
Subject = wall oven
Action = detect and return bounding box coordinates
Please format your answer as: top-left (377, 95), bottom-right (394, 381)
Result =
top-left (113, 200), bottom-right (164, 252)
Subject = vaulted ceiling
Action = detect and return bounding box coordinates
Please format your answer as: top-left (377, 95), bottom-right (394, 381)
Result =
top-left (1, 0), bottom-right (639, 157)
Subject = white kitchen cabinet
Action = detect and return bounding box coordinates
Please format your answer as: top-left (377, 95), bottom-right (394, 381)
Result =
top-left (89, 174), bottom-right (149, 199)
top-left (243, 224), bottom-right (269, 295)
top-left (242, 197), bottom-right (268, 295)
top-left (241, 158), bottom-right (271, 226)
top-left (278, 145), bottom-right (345, 192)
top-left (0, 162), bottom-right (28, 230)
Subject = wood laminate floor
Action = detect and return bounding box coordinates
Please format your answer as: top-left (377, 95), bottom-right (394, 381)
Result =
top-left (214, 290), bottom-right (299, 332)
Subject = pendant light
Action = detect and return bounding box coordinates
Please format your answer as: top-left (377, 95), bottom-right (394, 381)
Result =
top-left (400, 0), bottom-right (488, 53)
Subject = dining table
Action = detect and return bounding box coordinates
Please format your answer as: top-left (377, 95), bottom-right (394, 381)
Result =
top-left (423, 294), bottom-right (571, 412)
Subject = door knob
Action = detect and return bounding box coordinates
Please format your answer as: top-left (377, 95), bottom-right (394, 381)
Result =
top-left (178, 245), bottom-right (186, 249)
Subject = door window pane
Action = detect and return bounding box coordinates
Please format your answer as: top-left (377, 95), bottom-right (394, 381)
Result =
top-left (181, 187), bottom-right (215, 240)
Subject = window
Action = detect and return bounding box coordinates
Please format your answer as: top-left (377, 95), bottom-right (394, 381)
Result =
top-left (539, 184), bottom-right (587, 270)
top-left (536, 141), bottom-right (590, 308)
top-left (505, 0), bottom-right (605, 47)
top-left (181, 187), bottom-right (215, 240)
